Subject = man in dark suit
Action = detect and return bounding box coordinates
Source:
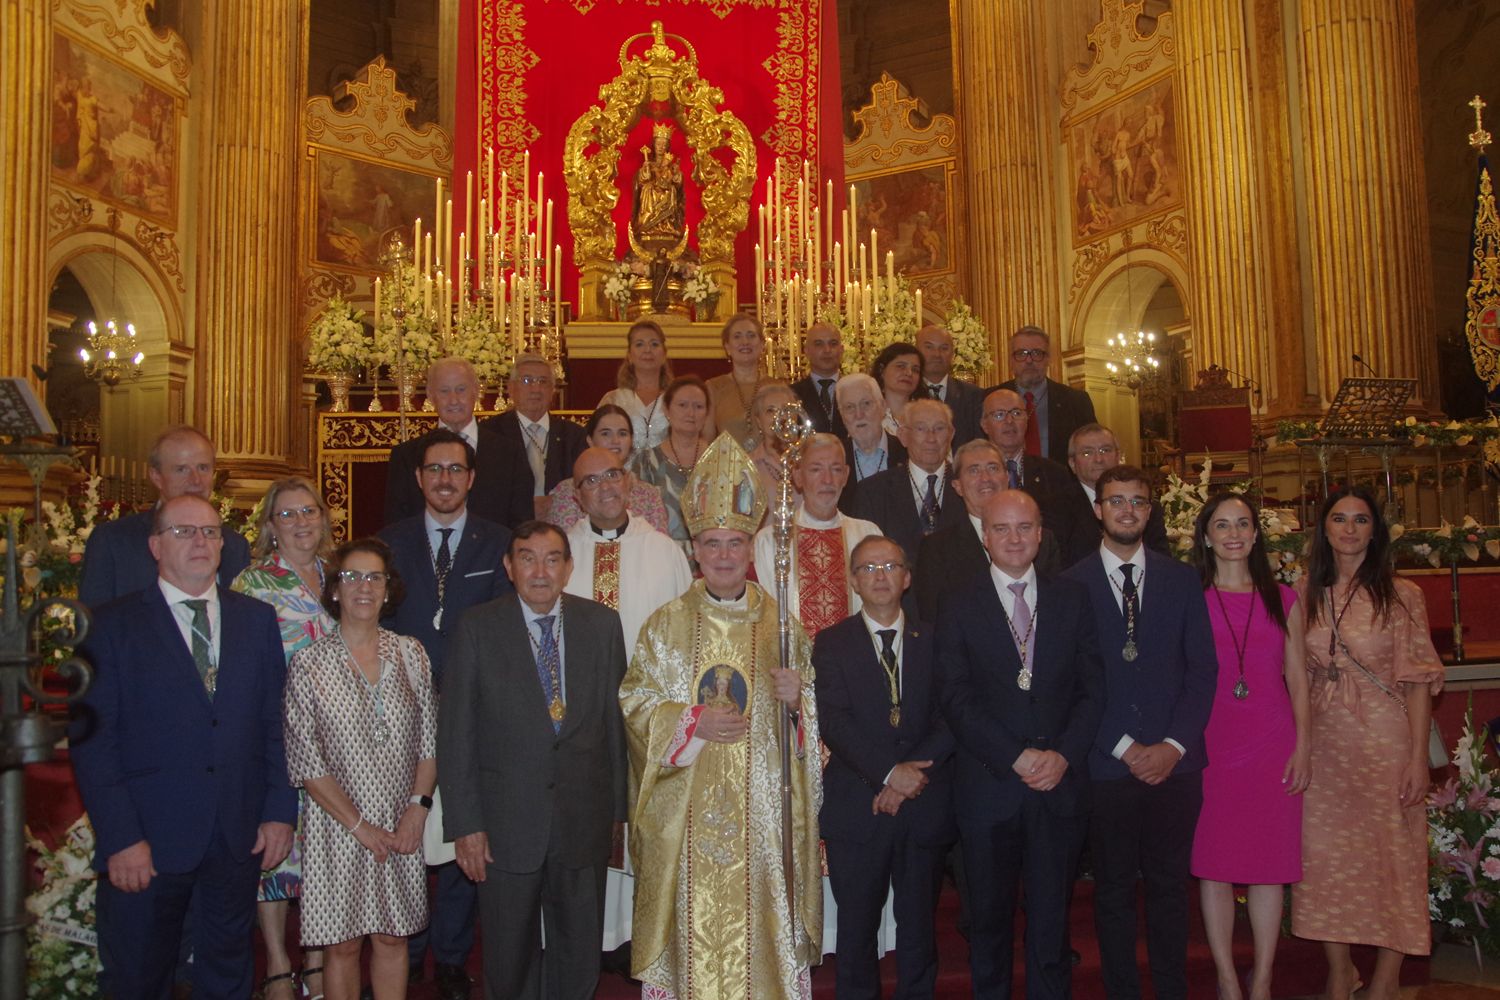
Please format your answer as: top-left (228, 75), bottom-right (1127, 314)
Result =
top-left (439, 521), bottom-right (629, 1000)
top-left (994, 326), bottom-right (1096, 461)
top-left (480, 353), bottom-right (587, 507)
top-left (850, 398), bottom-right (965, 563)
top-left (917, 324), bottom-right (984, 446)
top-left (1055, 423), bottom-right (1169, 568)
top-left (1063, 465), bottom-right (1217, 1000)
top-left (938, 490), bottom-right (1105, 1000)
top-left (836, 373), bottom-right (907, 512)
top-left (71, 494), bottom-right (295, 999)
top-left (379, 427), bottom-right (514, 997)
top-left (384, 357), bottom-right (534, 529)
top-left (79, 425), bottom-right (250, 607)
top-left (981, 388), bottom-right (1086, 556)
top-left (815, 534), bottom-right (954, 1000)
top-left (791, 321), bottom-right (848, 439)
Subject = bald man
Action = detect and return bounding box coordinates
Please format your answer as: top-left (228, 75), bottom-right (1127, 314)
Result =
top-left (790, 322), bottom-right (849, 438)
top-left (916, 324), bottom-right (984, 446)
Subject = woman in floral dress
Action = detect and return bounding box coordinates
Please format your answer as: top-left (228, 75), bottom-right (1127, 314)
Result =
top-left (232, 476), bottom-right (335, 1000)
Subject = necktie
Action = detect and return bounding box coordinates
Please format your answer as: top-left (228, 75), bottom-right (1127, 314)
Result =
top-left (1008, 581), bottom-right (1035, 677)
top-left (1120, 562), bottom-right (1140, 638)
top-left (524, 422), bottom-right (547, 495)
top-left (1023, 391), bottom-right (1041, 456)
top-left (1006, 458), bottom-right (1020, 489)
top-left (183, 598), bottom-right (216, 698)
top-left (435, 527), bottom-right (453, 580)
top-left (921, 473), bottom-right (940, 535)
top-left (877, 628), bottom-right (900, 727)
top-left (927, 382), bottom-right (943, 401)
top-left (534, 614), bottom-right (563, 732)
top-left (817, 378), bottom-right (834, 418)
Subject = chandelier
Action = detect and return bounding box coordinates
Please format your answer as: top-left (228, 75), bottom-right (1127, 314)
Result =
top-left (79, 320), bottom-right (144, 385)
top-left (1105, 330), bottom-right (1160, 391)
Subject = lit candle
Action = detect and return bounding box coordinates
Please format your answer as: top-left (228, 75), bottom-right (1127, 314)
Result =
top-left (886, 250), bottom-right (895, 310)
top-left (859, 242), bottom-right (868, 288)
top-left (444, 199), bottom-right (453, 271)
top-left (445, 277), bottom-right (453, 334)
top-left (413, 217), bottom-right (422, 273)
top-left (832, 241), bottom-right (841, 307)
top-left (373, 277), bottom-right (382, 331)
top-left (424, 233), bottom-right (433, 278)
top-left (544, 198), bottom-right (553, 286)
top-left (914, 288), bottom-right (923, 322)
top-left (849, 183), bottom-right (858, 247)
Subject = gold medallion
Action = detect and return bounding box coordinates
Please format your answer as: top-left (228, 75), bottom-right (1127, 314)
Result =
top-left (889, 706), bottom-right (901, 728)
top-left (549, 696), bottom-right (566, 722)
top-left (1017, 668), bottom-right (1032, 691)
top-left (1122, 640), bottom-right (1138, 662)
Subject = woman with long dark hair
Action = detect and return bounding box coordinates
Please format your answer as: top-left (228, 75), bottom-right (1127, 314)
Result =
top-left (1291, 486), bottom-right (1443, 1000)
top-left (1188, 491), bottom-right (1310, 1000)
top-left (869, 342), bottom-right (927, 436)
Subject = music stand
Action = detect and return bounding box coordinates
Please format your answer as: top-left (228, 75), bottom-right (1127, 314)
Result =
top-left (1319, 377), bottom-right (1416, 438)
top-left (0, 378), bottom-right (74, 538)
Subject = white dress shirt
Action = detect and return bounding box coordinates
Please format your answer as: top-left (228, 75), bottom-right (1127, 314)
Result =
top-left (160, 577), bottom-right (221, 669)
top-left (907, 460), bottom-right (948, 518)
top-left (424, 508), bottom-right (468, 566)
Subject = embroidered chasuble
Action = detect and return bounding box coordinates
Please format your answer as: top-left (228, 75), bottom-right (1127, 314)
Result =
top-left (564, 517), bottom-right (693, 655)
top-left (593, 539), bottom-right (621, 608)
top-left (620, 581), bottom-right (823, 999)
top-left (794, 527), bottom-right (847, 637)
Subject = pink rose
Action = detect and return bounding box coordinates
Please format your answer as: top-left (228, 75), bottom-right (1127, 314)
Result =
top-left (1483, 856), bottom-right (1500, 881)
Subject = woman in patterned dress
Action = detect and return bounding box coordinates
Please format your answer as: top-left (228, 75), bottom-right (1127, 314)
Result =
top-left (597, 318), bottom-right (673, 452)
top-left (632, 375), bottom-right (711, 554)
top-left (284, 538), bottom-right (437, 1000)
top-left (1291, 487), bottom-right (1443, 1000)
top-left (231, 476), bottom-right (335, 1000)
top-left (544, 404), bottom-right (669, 533)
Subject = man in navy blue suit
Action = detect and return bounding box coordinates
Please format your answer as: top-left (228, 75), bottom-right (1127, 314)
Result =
top-left (71, 493), bottom-right (295, 1000)
top-left (815, 534), bottom-right (954, 1000)
top-left (379, 427), bottom-right (513, 998)
top-left (1063, 465), bottom-right (1217, 1000)
top-left (938, 490), bottom-right (1105, 1000)
top-left (78, 425), bottom-right (251, 607)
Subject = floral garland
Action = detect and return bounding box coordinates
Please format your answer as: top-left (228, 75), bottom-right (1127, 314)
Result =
top-left (679, 262), bottom-right (719, 309)
top-left (1391, 516), bottom-right (1500, 568)
top-left (1275, 415), bottom-right (1500, 450)
top-left (1429, 702), bottom-right (1500, 960)
top-left (304, 296), bottom-right (371, 375)
top-left (25, 816), bottom-right (100, 998)
top-left (943, 298), bottom-right (993, 381)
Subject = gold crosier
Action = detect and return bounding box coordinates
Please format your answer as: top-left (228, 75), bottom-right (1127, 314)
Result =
top-left (563, 21), bottom-right (756, 301)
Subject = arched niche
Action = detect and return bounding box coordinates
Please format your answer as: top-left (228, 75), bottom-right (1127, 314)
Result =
top-left (1072, 251), bottom-right (1189, 468)
top-left (47, 242), bottom-right (181, 471)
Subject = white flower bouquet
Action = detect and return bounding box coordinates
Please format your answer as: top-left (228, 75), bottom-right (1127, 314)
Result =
top-left (305, 296), bottom-right (371, 375)
top-left (26, 815), bottom-right (101, 998)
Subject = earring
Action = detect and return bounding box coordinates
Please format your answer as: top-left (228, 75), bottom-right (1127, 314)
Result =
top-left (270, 535), bottom-right (279, 548)
top-left (332, 594), bottom-right (339, 601)
top-left (1204, 541), bottom-right (1212, 549)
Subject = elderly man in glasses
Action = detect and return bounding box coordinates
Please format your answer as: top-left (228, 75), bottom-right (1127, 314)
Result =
top-left (992, 326), bottom-right (1097, 461)
top-left (481, 353), bottom-right (589, 510)
top-left (1055, 423), bottom-right (1170, 568)
top-left (71, 493), bottom-right (296, 999)
top-left (378, 426), bottom-right (514, 997)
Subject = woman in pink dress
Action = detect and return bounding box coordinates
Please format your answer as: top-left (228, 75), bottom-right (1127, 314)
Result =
top-left (1189, 491), bottom-right (1311, 1000)
top-left (1292, 486), bottom-right (1443, 1000)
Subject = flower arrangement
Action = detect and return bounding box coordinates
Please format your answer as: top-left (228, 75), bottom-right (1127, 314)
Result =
top-left (1391, 516), bottom-right (1500, 568)
top-left (603, 260), bottom-right (638, 311)
top-left (943, 298), bottom-right (993, 381)
top-left (1157, 459), bottom-right (1306, 583)
top-left (1275, 415), bottom-right (1500, 450)
top-left (679, 262), bottom-right (720, 310)
top-left (25, 815), bottom-right (101, 998)
top-left (450, 308), bottom-right (508, 388)
top-left (304, 296), bottom-right (371, 375)
top-left (372, 262), bottom-right (442, 375)
top-left (839, 274), bottom-right (922, 374)
top-left (1429, 702), bottom-right (1500, 960)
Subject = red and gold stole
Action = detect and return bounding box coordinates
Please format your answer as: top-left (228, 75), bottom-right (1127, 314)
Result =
top-left (592, 539), bottom-right (620, 610)
top-left (795, 525), bottom-right (847, 638)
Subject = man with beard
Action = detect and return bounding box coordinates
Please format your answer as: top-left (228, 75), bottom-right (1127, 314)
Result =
top-left (835, 374), bottom-right (907, 509)
top-left (380, 428), bottom-right (514, 997)
top-left (1063, 465), bottom-right (1216, 1000)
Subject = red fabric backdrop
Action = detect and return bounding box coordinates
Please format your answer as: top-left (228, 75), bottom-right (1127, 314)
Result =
top-left (454, 0), bottom-right (842, 314)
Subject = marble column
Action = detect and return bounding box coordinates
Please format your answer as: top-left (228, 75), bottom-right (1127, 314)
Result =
top-left (954, 0), bottom-right (1061, 380)
top-left (193, 0), bottom-right (306, 481)
top-left (1294, 0), bottom-right (1437, 407)
top-left (1, 0), bottom-right (52, 392)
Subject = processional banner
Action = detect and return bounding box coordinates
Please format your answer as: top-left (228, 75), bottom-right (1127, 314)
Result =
top-left (455, 0), bottom-right (841, 311)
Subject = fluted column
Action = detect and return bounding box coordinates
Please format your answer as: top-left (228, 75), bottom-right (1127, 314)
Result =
top-left (1, 0), bottom-right (52, 391)
top-left (1295, 0), bottom-right (1437, 406)
top-left (193, 1), bottom-right (305, 477)
top-left (954, 0), bottom-right (1060, 378)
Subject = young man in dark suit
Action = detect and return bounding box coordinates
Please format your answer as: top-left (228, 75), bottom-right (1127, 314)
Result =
top-left (994, 326), bottom-right (1097, 461)
top-left (850, 398), bottom-right (965, 564)
top-left (1054, 423), bottom-right (1170, 568)
top-left (815, 534), bottom-right (954, 1000)
top-left (78, 425), bottom-right (251, 607)
top-left (71, 494), bottom-right (295, 999)
top-left (938, 490), bottom-right (1105, 1000)
top-left (439, 521), bottom-right (629, 1000)
top-left (790, 321), bottom-right (848, 439)
top-left (480, 354), bottom-right (587, 507)
top-left (384, 357), bottom-right (534, 529)
top-left (917, 324), bottom-right (984, 446)
top-left (379, 428), bottom-right (514, 998)
top-left (1063, 465), bottom-right (1217, 1000)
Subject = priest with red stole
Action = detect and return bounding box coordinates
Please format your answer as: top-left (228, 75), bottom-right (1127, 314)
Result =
top-left (753, 433), bottom-right (881, 639)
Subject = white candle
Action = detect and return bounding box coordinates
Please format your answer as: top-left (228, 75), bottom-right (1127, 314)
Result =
top-left (536, 173), bottom-right (545, 242)
top-left (444, 199), bottom-right (453, 271)
top-left (485, 148), bottom-right (494, 219)
top-left (434, 179), bottom-right (443, 264)
top-left (465, 170), bottom-right (473, 246)
top-left (544, 198), bottom-right (554, 285)
top-left (914, 288), bottom-right (923, 322)
top-left (499, 171), bottom-right (509, 250)
top-left (413, 217), bottom-right (422, 273)
top-left (886, 250), bottom-right (895, 310)
top-left (522, 150), bottom-right (531, 235)
top-left (477, 199), bottom-right (486, 277)
top-left (373, 277), bottom-right (382, 332)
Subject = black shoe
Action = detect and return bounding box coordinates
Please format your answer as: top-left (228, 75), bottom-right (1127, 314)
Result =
top-left (435, 962), bottom-right (473, 1000)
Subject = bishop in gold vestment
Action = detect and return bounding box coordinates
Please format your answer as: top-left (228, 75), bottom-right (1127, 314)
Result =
top-left (620, 434), bottom-right (823, 999)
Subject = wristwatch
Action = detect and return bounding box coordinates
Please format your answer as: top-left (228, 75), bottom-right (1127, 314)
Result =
top-left (409, 793), bottom-right (433, 809)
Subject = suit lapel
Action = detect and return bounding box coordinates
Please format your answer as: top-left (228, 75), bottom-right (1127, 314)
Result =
top-left (143, 587), bottom-right (213, 711)
top-left (557, 596), bottom-right (590, 738)
top-left (899, 623), bottom-right (930, 731)
top-left (974, 577), bottom-right (1024, 676)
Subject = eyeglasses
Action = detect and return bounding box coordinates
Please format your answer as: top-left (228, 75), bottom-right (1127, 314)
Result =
top-left (514, 374), bottom-right (553, 386)
top-left (1099, 495), bottom-right (1150, 509)
top-left (984, 408), bottom-right (1026, 422)
top-left (272, 505), bottom-right (321, 522)
top-left (577, 467), bottom-right (625, 490)
top-left (420, 462), bottom-right (470, 477)
top-left (158, 524), bottom-right (222, 540)
top-left (1075, 445), bottom-right (1118, 459)
top-left (1011, 348), bottom-right (1048, 360)
top-left (337, 569), bottom-right (390, 585)
top-left (853, 561), bottom-right (906, 576)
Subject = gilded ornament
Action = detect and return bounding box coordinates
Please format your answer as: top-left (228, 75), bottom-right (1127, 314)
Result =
top-left (133, 221), bottom-right (186, 292)
top-left (1465, 166), bottom-right (1500, 390)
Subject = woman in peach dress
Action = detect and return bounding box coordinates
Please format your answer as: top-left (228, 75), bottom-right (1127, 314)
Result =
top-left (1292, 486), bottom-right (1443, 1000)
